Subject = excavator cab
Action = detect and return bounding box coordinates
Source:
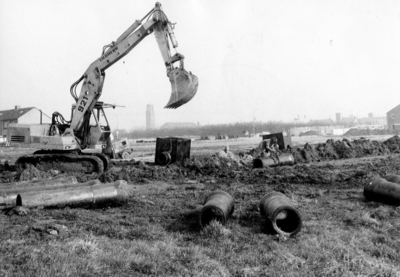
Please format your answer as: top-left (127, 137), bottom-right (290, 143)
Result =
top-left (70, 102), bottom-right (112, 154)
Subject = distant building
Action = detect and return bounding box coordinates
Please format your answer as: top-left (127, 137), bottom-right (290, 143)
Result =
top-left (358, 116), bottom-right (386, 125)
top-left (308, 119), bottom-right (334, 125)
top-left (340, 117), bottom-right (358, 126)
top-left (0, 106), bottom-right (50, 137)
top-left (146, 104), bottom-right (155, 130)
top-left (336, 113), bottom-right (342, 123)
top-left (387, 104), bottom-right (400, 130)
top-left (160, 122), bottom-right (198, 129)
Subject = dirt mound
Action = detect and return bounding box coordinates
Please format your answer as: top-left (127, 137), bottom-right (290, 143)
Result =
top-left (19, 164), bottom-right (50, 181)
top-left (344, 128), bottom-right (396, 136)
top-left (291, 137), bottom-right (394, 163)
top-left (382, 135), bottom-right (400, 153)
top-left (1, 136), bottom-right (400, 189)
top-left (299, 130), bottom-right (321, 137)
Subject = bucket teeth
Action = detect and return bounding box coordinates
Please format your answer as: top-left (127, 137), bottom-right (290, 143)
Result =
top-left (165, 68), bottom-right (198, 109)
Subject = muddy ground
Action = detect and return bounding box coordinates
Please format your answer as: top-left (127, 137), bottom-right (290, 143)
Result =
top-left (2, 135), bottom-right (400, 187)
top-left (1, 135), bottom-right (400, 276)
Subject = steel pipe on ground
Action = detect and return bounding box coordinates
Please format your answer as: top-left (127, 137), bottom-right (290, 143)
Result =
top-left (0, 178), bottom-right (99, 210)
top-left (364, 176), bottom-right (400, 206)
top-left (253, 153), bottom-right (295, 168)
top-left (259, 191), bottom-right (302, 237)
top-left (16, 180), bottom-right (129, 208)
top-left (198, 191), bottom-right (234, 228)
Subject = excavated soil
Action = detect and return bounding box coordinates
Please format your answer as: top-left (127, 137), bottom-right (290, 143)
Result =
top-left (1, 136), bottom-right (400, 190)
top-left (344, 128), bottom-right (399, 136)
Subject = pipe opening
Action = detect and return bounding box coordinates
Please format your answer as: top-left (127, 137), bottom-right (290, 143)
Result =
top-left (253, 159), bottom-right (263, 168)
top-left (200, 207), bottom-right (225, 227)
top-left (158, 152), bottom-right (171, 166)
top-left (274, 208), bottom-right (301, 235)
top-left (16, 194), bottom-right (22, 206)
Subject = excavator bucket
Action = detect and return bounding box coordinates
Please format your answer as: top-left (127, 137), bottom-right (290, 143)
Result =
top-left (165, 67), bottom-right (198, 109)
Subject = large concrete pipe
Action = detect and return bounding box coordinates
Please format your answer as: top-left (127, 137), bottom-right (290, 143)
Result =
top-left (199, 191), bottom-right (234, 228)
top-left (259, 191), bottom-right (302, 237)
top-left (364, 176), bottom-right (400, 206)
top-left (253, 153), bottom-right (295, 168)
top-left (382, 174), bottom-right (400, 184)
top-left (16, 180), bottom-right (129, 208)
top-left (0, 178), bottom-right (99, 210)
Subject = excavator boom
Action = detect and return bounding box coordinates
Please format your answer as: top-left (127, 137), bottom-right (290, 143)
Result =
top-left (71, 2), bottom-right (198, 132)
top-left (8, 2), bottom-right (198, 175)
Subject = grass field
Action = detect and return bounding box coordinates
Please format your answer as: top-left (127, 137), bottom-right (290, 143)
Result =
top-left (1, 135), bottom-right (400, 276)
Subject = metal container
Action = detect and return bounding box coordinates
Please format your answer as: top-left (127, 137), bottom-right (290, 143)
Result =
top-left (155, 137), bottom-right (191, 166)
top-left (259, 191), bottom-right (302, 237)
top-left (253, 153), bottom-right (295, 168)
top-left (262, 132), bottom-right (292, 150)
top-left (199, 191), bottom-right (234, 228)
top-left (364, 176), bottom-right (400, 205)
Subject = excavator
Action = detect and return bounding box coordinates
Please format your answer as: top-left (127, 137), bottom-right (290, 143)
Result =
top-left (7, 2), bottom-right (198, 174)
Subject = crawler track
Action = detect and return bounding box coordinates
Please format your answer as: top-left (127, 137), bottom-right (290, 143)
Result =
top-left (15, 154), bottom-right (105, 174)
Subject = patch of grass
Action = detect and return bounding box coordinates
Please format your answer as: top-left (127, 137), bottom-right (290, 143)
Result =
top-left (200, 220), bottom-right (231, 240)
top-left (0, 232), bottom-right (229, 277)
top-left (1, 176), bottom-right (400, 276)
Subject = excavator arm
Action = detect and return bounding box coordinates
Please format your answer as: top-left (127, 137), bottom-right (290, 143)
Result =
top-left (69, 2), bottom-right (198, 142)
top-left (8, 2), bottom-right (199, 174)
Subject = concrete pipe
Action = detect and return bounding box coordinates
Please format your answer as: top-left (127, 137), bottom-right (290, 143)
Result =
top-left (0, 179), bottom-right (99, 210)
top-left (253, 153), bottom-right (295, 168)
top-left (364, 176), bottom-right (400, 206)
top-left (382, 174), bottom-right (400, 184)
top-left (199, 191), bottom-right (234, 228)
top-left (15, 180), bottom-right (129, 209)
top-left (259, 191), bottom-right (302, 237)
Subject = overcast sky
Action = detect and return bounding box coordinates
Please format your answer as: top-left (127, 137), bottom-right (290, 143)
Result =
top-left (1, 0), bottom-right (400, 130)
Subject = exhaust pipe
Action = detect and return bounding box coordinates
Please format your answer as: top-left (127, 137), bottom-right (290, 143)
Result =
top-left (364, 176), bottom-right (400, 205)
top-left (259, 191), bottom-right (302, 237)
top-left (198, 191), bottom-right (234, 228)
